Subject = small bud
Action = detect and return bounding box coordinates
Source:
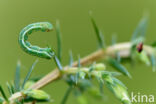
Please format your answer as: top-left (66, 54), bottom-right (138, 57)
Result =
top-left (23, 90), bottom-right (50, 100)
top-left (112, 84), bottom-right (131, 104)
top-left (94, 63), bottom-right (106, 71)
top-left (24, 81), bottom-right (35, 90)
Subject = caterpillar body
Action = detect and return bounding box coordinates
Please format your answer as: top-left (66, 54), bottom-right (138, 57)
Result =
top-left (19, 22), bottom-right (55, 59)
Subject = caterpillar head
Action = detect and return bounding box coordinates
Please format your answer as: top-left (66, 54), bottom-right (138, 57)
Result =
top-left (40, 22), bottom-right (53, 32)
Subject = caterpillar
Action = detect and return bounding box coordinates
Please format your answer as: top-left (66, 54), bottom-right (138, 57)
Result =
top-left (19, 22), bottom-right (55, 59)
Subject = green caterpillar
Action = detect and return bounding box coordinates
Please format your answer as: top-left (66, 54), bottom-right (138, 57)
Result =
top-left (19, 22), bottom-right (55, 59)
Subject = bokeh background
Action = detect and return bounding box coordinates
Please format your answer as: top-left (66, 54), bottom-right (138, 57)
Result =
top-left (0, 0), bottom-right (156, 104)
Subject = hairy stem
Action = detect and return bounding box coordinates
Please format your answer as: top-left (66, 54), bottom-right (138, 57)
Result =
top-left (30, 42), bottom-right (154, 89)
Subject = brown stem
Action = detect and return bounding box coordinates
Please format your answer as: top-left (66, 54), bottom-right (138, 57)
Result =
top-left (30, 42), bottom-right (154, 90)
top-left (9, 42), bottom-right (154, 104)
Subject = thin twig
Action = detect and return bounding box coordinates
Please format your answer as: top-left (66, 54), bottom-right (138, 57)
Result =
top-left (9, 42), bottom-right (154, 103)
top-left (30, 42), bottom-right (154, 90)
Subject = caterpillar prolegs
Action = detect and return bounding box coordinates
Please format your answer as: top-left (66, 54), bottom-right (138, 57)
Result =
top-left (19, 22), bottom-right (55, 59)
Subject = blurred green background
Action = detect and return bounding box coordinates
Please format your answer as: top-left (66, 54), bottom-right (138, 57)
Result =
top-left (0, 0), bottom-right (156, 104)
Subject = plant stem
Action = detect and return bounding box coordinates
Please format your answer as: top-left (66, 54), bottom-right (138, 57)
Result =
top-left (30, 42), bottom-right (154, 90)
top-left (9, 42), bottom-right (154, 104)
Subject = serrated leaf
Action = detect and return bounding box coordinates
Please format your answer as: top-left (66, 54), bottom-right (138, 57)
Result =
top-left (90, 12), bottom-right (105, 48)
top-left (24, 90), bottom-right (50, 100)
top-left (22, 60), bottom-right (38, 89)
top-left (0, 85), bottom-right (8, 101)
top-left (108, 58), bottom-right (132, 78)
top-left (14, 61), bottom-right (21, 92)
top-left (54, 56), bottom-right (63, 71)
top-left (56, 20), bottom-right (62, 62)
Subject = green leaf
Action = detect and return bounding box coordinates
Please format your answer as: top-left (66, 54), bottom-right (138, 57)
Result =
top-left (99, 81), bottom-right (104, 95)
top-left (108, 58), bottom-right (132, 78)
top-left (23, 90), bottom-right (50, 100)
top-left (90, 12), bottom-right (105, 48)
top-left (14, 61), bottom-right (21, 92)
top-left (0, 85), bottom-right (8, 101)
top-left (89, 62), bottom-right (96, 72)
top-left (150, 54), bottom-right (156, 72)
top-left (105, 76), bottom-right (131, 104)
top-left (112, 77), bottom-right (127, 89)
top-left (131, 14), bottom-right (148, 42)
top-left (75, 72), bottom-right (79, 85)
top-left (116, 52), bottom-right (121, 63)
top-left (10, 83), bottom-right (15, 94)
top-left (22, 59), bottom-right (38, 89)
top-left (6, 82), bottom-right (13, 95)
top-left (69, 50), bottom-right (73, 67)
top-left (96, 72), bottom-right (104, 84)
top-left (56, 20), bottom-right (62, 62)
top-left (112, 34), bottom-right (117, 45)
top-left (103, 75), bottom-right (114, 84)
top-left (78, 55), bottom-right (81, 67)
top-left (24, 81), bottom-right (35, 90)
top-left (107, 82), bottom-right (131, 104)
top-left (136, 51), bottom-right (150, 66)
top-left (54, 56), bottom-right (63, 71)
top-left (61, 86), bottom-right (73, 104)
top-left (101, 71), bottom-right (121, 77)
